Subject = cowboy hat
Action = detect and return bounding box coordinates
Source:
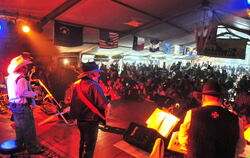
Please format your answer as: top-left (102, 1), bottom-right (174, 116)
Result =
top-left (193, 80), bottom-right (222, 103)
top-left (77, 62), bottom-right (103, 79)
top-left (7, 55), bottom-right (32, 74)
top-left (199, 80), bottom-right (222, 96)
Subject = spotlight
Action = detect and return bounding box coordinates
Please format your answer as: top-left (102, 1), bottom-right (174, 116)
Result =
top-left (22, 25), bottom-right (30, 33)
top-left (0, 20), bottom-right (7, 36)
top-left (63, 59), bottom-right (69, 65)
top-left (0, 21), bottom-right (4, 32)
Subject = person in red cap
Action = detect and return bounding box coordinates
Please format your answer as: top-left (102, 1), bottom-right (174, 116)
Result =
top-left (6, 55), bottom-right (44, 155)
top-left (69, 62), bottom-right (110, 158)
top-left (178, 80), bottom-right (246, 158)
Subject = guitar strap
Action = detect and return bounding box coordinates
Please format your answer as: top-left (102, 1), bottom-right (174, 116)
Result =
top-left (75, 81), bottom-right (106, 120)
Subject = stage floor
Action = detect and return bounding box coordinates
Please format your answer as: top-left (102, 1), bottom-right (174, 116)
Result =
top-left (0, 99), bottom-right (157, 158)
top-left (1, 98), bottom-right (250, 158)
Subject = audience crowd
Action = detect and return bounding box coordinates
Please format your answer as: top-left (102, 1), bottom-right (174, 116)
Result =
top-left (18, 60), bottom-right (250, 125)
top-left (98, 61), bottom-right (250, 119)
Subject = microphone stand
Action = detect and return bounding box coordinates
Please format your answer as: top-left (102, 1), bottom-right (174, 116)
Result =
top-left (33, 79), bottom-right (69, 125)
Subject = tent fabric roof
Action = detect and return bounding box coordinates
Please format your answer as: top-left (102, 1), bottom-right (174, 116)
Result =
top-left (0, 0), bottom-right (249, 54)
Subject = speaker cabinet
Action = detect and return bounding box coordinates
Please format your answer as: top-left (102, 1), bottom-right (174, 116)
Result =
top-left (123, 122), bottom-right (161, 153)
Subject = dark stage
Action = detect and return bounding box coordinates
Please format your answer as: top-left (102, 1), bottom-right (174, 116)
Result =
top-left (0, 99), bottom-right (157, 158)
top-left (1, 98), bottom-right (250, 158)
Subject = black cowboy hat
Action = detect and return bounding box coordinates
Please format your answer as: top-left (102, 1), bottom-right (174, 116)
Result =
top-left (193, 80), bottom-right (222, 103)
top-left (77, 62), bottom-right (103, 79)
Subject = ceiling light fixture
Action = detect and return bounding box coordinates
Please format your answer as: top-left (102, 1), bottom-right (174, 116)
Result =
top-left (124, 20), bottom-right (142, 27)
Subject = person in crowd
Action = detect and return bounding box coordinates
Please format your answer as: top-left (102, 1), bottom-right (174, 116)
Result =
top-left (178, 80), bottom-right (246, 158)
top-left (6, 55), bottom-right (44, 155)
top-left (235, 88), bottom-right (250, 115)
top-left (69, 62), bottom-right (110, 158)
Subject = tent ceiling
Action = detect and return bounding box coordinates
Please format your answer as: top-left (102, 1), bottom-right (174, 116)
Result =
top-left (0, 0), bottom-right (249, 54)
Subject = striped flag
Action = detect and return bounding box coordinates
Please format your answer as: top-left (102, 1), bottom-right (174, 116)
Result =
top-left (132, 36), bottom-right (145, 51)
top-left (149, 40), bottom-right (160, 52)
top-left (99, 30), bottom-right (119, 49)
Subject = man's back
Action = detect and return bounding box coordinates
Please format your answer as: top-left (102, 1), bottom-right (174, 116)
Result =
top-left (70, 78), bottom-right (108, 121)
top-left (188, 106), bottom-right (239, 158)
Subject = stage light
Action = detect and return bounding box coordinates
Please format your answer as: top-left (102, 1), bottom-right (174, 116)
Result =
top-left (0, 140), bottom-right (17, 150)
top-left (22, 25), bottom-right (30, 33)
top-left (0, 20), bottom-right (7, 36)
top-left (0, 21), bottom-right (4, 32)
top-left (63, 58), bottom-right (69, 65)
top-left (247, 0), bottom-right (250, 5)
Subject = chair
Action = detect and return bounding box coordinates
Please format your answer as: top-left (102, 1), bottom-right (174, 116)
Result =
top-left (0, 139), bottom-right (25, 158)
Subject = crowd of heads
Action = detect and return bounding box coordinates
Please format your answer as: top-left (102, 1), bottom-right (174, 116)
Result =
top-left (98, 61), bottom-right (250, 117)
top-left (10, 58), bottom-right (249, 119)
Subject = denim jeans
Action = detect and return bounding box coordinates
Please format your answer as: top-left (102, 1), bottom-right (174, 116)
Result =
top-left (77, 121), bottom-right (99, 158)
top-left (10, 103), bottom-right (40, 153)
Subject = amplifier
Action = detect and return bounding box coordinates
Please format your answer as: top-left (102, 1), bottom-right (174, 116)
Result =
top-left (123, 122), bottom-right (161, 153)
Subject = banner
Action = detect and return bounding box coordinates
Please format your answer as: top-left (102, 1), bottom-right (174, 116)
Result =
top-left (150, 40), bottom-right (160, 52)
top-left (54, 21), bottom-right (83, 47)
top-left (99, 30), bottom-right (119, 49)
top-left (195, 24), bottom-right (217, 53)
top-left (162, 42), bottom-right (171, 54)
top-left (200, 39), bottom-right (247, 59)
top-left (132, 36), bottom-right (145, 51)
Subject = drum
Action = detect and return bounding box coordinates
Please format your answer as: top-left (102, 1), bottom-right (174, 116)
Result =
top-left (32, 85), bottom-right (45, 104)
top-left (0, 93), bottom-right (9, 113)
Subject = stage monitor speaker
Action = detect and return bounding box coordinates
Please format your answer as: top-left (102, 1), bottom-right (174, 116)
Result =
top-left (123, 122), bottom-right (161, 153)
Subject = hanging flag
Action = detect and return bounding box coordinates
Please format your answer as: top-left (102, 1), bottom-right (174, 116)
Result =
top-left (162, 42), bottom-right (172, 54)
top-left (149, 40), bottom-right (160, 52)
top-left (99, 30), bottom-right (119, 49)
top-left (54, 21), bottom-right (83, 47)
top-left (132, 36), bottom-right (145, 51)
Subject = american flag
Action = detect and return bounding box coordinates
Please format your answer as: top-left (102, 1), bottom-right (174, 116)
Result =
top-left (99, 30), bottom-right (119, 49)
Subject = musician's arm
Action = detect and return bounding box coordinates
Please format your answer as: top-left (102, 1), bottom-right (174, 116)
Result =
top-left (178, 110), bottom-right (192, 151)
top-left (105, 103), bottom-right (111, 118)
top-left (17, 78), bottom-right (36, 98)
top-left (235, 117), bottom-right (246, 156)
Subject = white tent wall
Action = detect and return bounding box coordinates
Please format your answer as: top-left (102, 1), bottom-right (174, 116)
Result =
top-left (34, 20), bottom-right (250, 69)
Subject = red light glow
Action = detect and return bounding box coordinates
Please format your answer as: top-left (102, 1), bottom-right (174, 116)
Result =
top-left (124, 20), bottom-right (142, 27)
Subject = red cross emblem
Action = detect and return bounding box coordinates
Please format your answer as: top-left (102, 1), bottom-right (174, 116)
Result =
top-left (211, 111), bottom-right (219, 119)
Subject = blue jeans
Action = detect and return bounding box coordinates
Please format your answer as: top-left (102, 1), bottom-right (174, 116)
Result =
top-left (10, 103), bottom-right (40, 153)
top-left (77, 121), bottom-right (99, 158)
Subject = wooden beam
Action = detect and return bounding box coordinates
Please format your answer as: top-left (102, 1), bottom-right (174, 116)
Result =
top-left (37, 0), bottom-right (82, 27)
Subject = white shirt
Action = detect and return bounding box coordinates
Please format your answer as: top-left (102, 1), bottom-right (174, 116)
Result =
top-left (7, 73), bottom-right (36, 104)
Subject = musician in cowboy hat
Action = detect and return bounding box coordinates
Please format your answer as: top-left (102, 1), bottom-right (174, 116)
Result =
top-left (6, 55), bottom-right (44, 155)
top-left (69, 61), bottom-right (110, 158)
top-left (178, 80), bottom-right (245, 158)
top-left (77, 61), bottom-right (103, 80)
